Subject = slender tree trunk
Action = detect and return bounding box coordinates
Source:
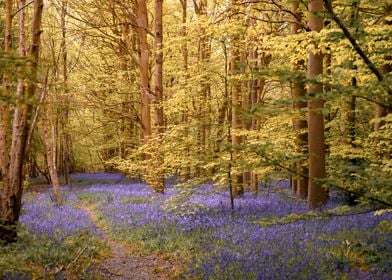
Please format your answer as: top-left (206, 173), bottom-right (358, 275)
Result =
top-left (137, 0), bottom-right (152, 142)
top-left (249, 54), bottom-right (258, 194)
top-left (291, 2), bottom-right (308, 198)
top-left (231, 56), bottom-right (244, 197)
top-left (0, 0), bottom-right (14, 243)
top-left (117, 6), bottom-right (135, 161)
top-left (230, 0), bottom-right (244, 197)
top-left (180, 0), bottom-right (191, 181)
top-left (60, 0), bottom-right (72, 187)
top-left (193, 0), bottom-right (210, 177)
top-left (340, 0), bottom-right (358, 145)
top-left (246, 17), bottom-right (257, 193)
top-left (374, 57), bottom-right (391, 130)
top-left (291, 2), bottom-right (299, 195)
top-left (40, 110), bottom-right (62, 205)
top-left (373, 15), bottom-right (391, 130)
top-left (307, 0), bottom-right (328, 209)
top-left (152, 0), bottom-right (165, 193)
top-left (1, 0), bottom-right (44, 243)
top-left (241, 46), bottom-right (251, 189)
top-left (6, 0), bottom-right (28, 239)
top-left (154, 0), bottom-right (164, 139)
top-left (200, 9), bottom-right (210, 164)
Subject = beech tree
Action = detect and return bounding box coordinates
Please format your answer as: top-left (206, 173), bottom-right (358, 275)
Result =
top-left (152, 0), bottom-right (165, 193)
top-left (307, 0), bottom-right (328, 208)
top-left (230, 0), bottom-right (244, 196)
top-left (50, 0), bottom-right (389, 209)
top-left (0, 0), bottom-right (13, 242)
top-left (290, 1), bottom-right (308, 198)
top-left (1, 0), bottom-right (388, 221)
top-left (0, 0), bottom-right (44, 242)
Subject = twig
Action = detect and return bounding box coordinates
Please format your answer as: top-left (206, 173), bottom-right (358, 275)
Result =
top-left (66, 246), bottom-right (87, 270)
top-left (12, 0), bottom-right (34, 18)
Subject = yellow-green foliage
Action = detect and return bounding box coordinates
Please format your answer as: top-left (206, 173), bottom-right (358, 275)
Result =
top-left (28, 0), bottom-right (392, 202)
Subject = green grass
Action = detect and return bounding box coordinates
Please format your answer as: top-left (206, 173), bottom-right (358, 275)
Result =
top-left (0, 230), bottom-right (108, 279)
top-left (28, 176), bottom-right (118, 187)
top-left (77, 192), bottom-right (114, 205)
top-left (119, 196), bottom-right (154, 204)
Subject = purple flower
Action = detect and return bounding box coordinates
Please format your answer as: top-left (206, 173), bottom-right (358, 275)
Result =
top-left (20, 193), bottom-right (99, 240)
top-left (21, 174), bottom-right (391, 279)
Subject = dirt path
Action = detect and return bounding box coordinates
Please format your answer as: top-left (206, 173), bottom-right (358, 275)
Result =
top-left (80, 205), bottom-right (177, 280)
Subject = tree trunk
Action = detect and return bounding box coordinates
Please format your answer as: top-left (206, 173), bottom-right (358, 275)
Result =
top-left (230, 0), bottom-right (244, 197)
top-left (60, 0), bottom-right (72, 187)
top-left (193, 0), bottom-right (210, 177)
top-left (0, 0), bottom-right (14, 243)
top-left (152, 0), bottom-right (165, 193)
top-left (340, 0), bottom-right (358, 145)
top-left (180, 0), bottom-right (191, 181)
top-left (137, 0), bottom-right (152, 142)
top-left (291, 2), bottom-right (308, 198)
top-left (307, 0), bottom-right (328, 209)
top-left (374, 57), bottom-right (391, 130)
top-left (0, 0), bottom-right (44, 243)
top-left (40, 111), bottom-right (62, 205)
top-left (246, 17), bottom-right (257, 194)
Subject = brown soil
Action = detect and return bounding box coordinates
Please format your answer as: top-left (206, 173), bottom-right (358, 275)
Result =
top-left (80, 205), bottom-right (179, 280)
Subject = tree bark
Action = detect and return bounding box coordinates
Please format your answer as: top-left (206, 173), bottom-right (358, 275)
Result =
top-left (340, 0), bottom-right (358, 145)
top-left (180, 0), bottom-right (191, 181)
top-left (291, 2), bottom-right (308, 198)
top-left (1, 0), bottom-right (44, 243)
top-left (152, 0), bottom-right (165, 193)
top-left (60, 0), bottom-right (72, 187)
top-left (193, 0), bottom-right (210, 177)
top-left (230, 0), bottom-right (243, 196)
top-left (307, 0), bottom-right (328, 209)
top-left (39, 109), bottom-right (62, 205)
top-left (136, 0), bottom-right (152, 142)
top-left (374, 57), bottom-right (391, 130)
top-left (0, 0), bottom-right (14, 243)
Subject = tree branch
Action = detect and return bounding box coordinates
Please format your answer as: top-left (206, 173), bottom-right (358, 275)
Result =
top-left (323, 0), bottom-right (384, 82)
top-left (12, 0), bottom-right (34, 18)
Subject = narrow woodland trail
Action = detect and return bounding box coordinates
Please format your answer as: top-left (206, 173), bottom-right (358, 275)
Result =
top-left (79, 204), bottom-right (176, 280)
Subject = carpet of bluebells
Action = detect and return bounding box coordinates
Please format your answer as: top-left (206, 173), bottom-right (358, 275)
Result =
top-left (20, 193), bottom-right (99, 240)
top-left (19, 173), bottom-right (392, 279)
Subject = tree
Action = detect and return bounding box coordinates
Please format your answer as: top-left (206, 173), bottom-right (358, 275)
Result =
top-left (230, 0), bottom-right (244, 196)
top-left (291, 1), bottom-right (308, 198)
top-left (307, 0), bottom-right (328, 209)
top-left (179, 0), bottom-right (191, 181)
top-left (0, 0), bottom-right (13, 243)
top-left (59, 0), bottom-right (73, 187)
top-left (0, 0), bottom-right (44, 243)
top-left (152, 0), bottom-right (165, 193)
top-left (39, 86), bottom-right (62, 205)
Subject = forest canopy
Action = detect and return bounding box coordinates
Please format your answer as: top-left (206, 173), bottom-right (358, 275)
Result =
top-left (0, 0), bottom-right (391, 269)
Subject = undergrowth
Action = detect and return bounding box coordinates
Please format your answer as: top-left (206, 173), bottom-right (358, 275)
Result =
top-left (0, 229), bottom-right (107, 279)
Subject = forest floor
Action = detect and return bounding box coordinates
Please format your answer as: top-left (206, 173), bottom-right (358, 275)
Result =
top-left (9, 173), bottom-right (390, 279)
top-left (79, 204), bottom-right (175, 280)
top-left (27, 182), bottom-right (178, 280)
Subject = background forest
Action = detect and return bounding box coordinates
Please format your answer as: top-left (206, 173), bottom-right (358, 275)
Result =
top-left (0, 0), bottom-right (392, 278)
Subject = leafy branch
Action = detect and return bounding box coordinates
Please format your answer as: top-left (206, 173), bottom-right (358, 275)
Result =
top-left (253, 206), bottom-right (385, 227)
top-left (323, 0), bottom-right (384, 83)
